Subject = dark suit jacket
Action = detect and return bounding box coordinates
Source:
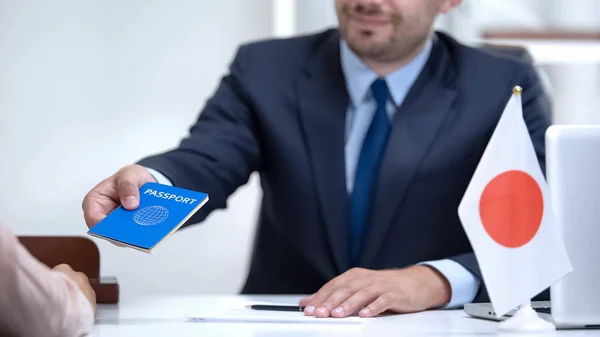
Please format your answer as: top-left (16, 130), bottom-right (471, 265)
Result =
top-left (138, 29), bottom-right (552, 303)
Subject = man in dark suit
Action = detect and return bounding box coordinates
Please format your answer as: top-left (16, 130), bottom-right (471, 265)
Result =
top-left (83, 0), bottom-right (551, 319)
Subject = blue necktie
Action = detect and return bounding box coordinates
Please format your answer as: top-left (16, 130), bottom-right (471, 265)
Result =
top-left (349, 78), bottom-right (392, 267)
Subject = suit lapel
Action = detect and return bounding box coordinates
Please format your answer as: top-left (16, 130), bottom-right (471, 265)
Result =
top-left (295, 32), bottom-right (351, 273)
top-left (360, 37), bottom-right (458, 266)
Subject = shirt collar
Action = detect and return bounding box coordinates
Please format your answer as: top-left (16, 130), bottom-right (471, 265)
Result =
top-left (340, 37), bottom-right (433, 107)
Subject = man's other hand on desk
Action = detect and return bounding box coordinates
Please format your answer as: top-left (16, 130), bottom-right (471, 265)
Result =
top-left (299, 266), bottom-right (451, 318)
top-left (82, 164), bottom-right (156, 229)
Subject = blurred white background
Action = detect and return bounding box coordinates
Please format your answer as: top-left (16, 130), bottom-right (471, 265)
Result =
top-left (0, 0), bottom-right (599, 299)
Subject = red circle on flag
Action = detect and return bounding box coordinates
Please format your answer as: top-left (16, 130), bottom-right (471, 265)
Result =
top-left (479, 170), bottom-right (544, 248)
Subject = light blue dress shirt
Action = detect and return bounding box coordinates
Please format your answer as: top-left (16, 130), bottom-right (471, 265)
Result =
top-left (339, 39), bottom-right (479, 308)
top-left (146, 37), bottom-right (481, 308)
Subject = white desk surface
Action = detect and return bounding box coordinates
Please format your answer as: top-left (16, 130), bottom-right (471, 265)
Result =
top-left (91, 294), bottom-right (598, 336)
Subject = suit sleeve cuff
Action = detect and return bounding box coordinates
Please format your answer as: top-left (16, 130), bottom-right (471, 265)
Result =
top-left (419, 259), bottom-right (480, 309)
top-left (144, 167), bottom-right (173, 186)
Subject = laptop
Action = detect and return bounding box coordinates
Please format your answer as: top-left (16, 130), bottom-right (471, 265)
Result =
top-left (464, 125), bottom-right (600, 329)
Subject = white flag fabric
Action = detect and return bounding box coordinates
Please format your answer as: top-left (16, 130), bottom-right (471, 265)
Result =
top-left (458, 87), bottom-right (572, 317)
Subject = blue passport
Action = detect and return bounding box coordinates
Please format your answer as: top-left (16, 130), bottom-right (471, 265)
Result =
top-left (88, 182), bottom-right (209, 253)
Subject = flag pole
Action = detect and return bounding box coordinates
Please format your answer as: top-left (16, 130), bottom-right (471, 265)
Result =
top-left (496, 85), bottom-right (556, 334)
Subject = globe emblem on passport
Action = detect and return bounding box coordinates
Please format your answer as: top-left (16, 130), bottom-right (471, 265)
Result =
top-left (133, 206), bottom-right (169, 226)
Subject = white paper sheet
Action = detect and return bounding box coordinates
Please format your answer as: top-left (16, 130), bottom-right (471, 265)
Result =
top-left (186, 297), bottom-right (367, 325)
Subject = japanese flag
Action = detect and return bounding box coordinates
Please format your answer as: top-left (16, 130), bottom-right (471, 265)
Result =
top-left (458, 86), bottom-right (572, 317)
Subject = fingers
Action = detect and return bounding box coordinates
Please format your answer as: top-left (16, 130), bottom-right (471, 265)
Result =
top-left (116, 165), bottom-right (157, 209)
top-left (53, 264), bottom-right (97, 313)
top-left (359, 293), bottom-right (405, 318)
top-left (299, 294), bottom-right (314, 307)
top-left (304, 268), bottom-right (370, 317)
top-left (115, 166), bottom-right (145, 210)
top-left (314, 279), bottom-right (371, 318)
top-left (82, 182), bottom-right (118, 229)
top-left (83, 207), bottom-right (105, 229)
top-left (313, 285), bottom-right (354, 318)
top-left (331, 287), bottom-right (378, 318)
top-left (53, 264), bottom-right (87, 283)
top-left (53, 264), bottom-right (90, 287)
top-left (52, 263), bottom-right (74, 273)
top-left (72, 272), bottom-right (96, 310)
top-left (303, 283), bottom-right (337, 316)
top-left (82, 165), bottom-right (156, 229)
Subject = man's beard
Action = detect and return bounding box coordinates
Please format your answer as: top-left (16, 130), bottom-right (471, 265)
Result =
top-left (339, 4), bottom-right (429, 63)
top-left (345, 29), bottom-right (429, 63)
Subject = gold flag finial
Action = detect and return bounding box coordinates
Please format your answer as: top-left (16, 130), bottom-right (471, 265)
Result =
top-left (513, 86), bottom-right (522, 95)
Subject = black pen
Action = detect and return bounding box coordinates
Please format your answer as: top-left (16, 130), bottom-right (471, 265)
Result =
top-left (245, 305), bottom-right (306, 312)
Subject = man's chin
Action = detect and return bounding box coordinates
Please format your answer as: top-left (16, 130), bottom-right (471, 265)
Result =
top-left (345, 30), bottom-right (389, 48)
top-left (346, 39), bottom-right (387, 58)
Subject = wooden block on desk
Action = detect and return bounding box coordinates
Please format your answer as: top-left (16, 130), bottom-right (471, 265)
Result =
top-left (91, 276), bottom-right (120, 304)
